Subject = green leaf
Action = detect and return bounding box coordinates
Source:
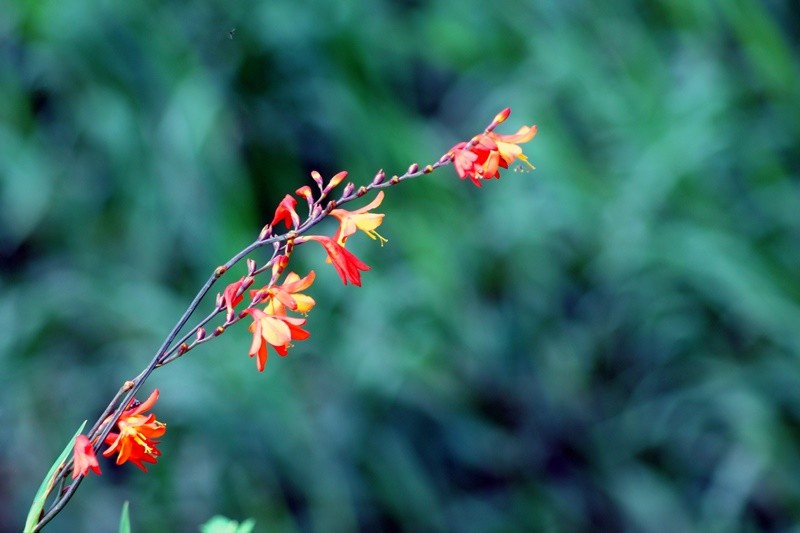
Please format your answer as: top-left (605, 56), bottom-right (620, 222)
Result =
top-left (119, 501), bottom-right (131, 533)
top-left (200, 515), bottom-right (256, 533)
top-left (23, 421), bottom-right (88, 533)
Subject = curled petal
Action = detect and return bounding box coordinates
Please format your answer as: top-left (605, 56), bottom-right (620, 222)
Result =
top-left (492, 125), bottom-right (537, 145)
top-left (127, 389), bottom-right (160, 418)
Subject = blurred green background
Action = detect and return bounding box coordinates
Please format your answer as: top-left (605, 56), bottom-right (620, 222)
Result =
top-left (2, 0), bottom-right (800, 531)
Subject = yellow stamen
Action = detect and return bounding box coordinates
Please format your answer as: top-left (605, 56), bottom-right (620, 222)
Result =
top-left (518, 153), bottom-right (536, 170)
top-left (367, 229), bottom-right (388, 246)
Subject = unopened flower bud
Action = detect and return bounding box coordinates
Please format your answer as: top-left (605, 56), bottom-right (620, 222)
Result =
top-left (310, 170), bottom-right (324, 189)
top-left (372, 169), bottom-right (386, 185)
top-left (408, 163), bottom-right (419, 174)
top-left (250, 290), bottom-right (264, 305)
top-left (323, 171), bottom-right (348, 194)
top-left (272, 255), bottom-right (290, 278)
top-left (493, 107), bottom-right (511, 125)
top-left (259, 224), bottom-right (272, 241)
top-left (196, 328), bottom-right (206, 341)
top-left (356, 186), bottom-right (368, 197)
top-left (247, 258), bottom-right (257, 274)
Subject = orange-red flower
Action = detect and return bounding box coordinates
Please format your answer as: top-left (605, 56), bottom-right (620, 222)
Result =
top-left (244, 308), bottom-right (310, 371)
top-left (449, 117), bottom-right (537, 186)
top-left (253, 271), bottom-right (316, 316)
top-left (330, 191), bottom-right (387, 247)
top-left (72, 435), bottom-right (101, 479)
top-left (103, 389), bottom-right (166, 472)
top-left (303, 236), bottom-right (370, 286)
top-left (271, 194), bottom-right (300, 229)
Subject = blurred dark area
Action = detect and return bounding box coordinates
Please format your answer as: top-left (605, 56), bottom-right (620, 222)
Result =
top-left (2, 0), bottom-right (800, 531)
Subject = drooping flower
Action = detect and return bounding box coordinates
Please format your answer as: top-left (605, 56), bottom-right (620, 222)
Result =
top-left (301, 236), bottom-right (370, 286)
top-left (330, 191), bottom-right (387, 247)
top-left (253, 271), bottom-right (316, 316)
top-left (72, 435), bottom-right (101, 479)
top-left (244, 308), bottom-right (310, 371)
top-left (271, 194), bottom-right (300, 229)
top-left (103, 389), bottom-right (166, 472)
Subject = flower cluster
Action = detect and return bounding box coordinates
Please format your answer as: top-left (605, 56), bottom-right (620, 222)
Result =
top-left (218, 178), bottom-right (389, 372)
top-left (68, 108), bottom-right (535, 478)
top-left (72, 389), bottom-right (166, 479)
top-left (216, 109), bottom-right (536, 373)
top-left (41, 109), bottom-right (536, 531)
top-left (450, 108), bottom-right (537, 187)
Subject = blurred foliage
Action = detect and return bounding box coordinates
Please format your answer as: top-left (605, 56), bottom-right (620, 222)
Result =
top-left (200, 515), bottom-right (255, 533)
top-left (1, 0), bottom-right (800, 531)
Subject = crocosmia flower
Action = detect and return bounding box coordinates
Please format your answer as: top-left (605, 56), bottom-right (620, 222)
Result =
top-left (72, 435), bottom-right (101, 479)
top-left (302, 236), bottom-right (370, 286)
top-left (253, 271), bottom-right (316, 316)
top-left (330, 191), bottom-right (387, 247)
top-left (485, 125), bottom-right (537, 173)
top-left (103, 389), bottom-right (166, 472)
top-left (244, 308), bottom-right (310, 371)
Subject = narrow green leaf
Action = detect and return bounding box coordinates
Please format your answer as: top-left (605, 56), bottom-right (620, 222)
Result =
top-left (118, 501), bottom-right (131, 533)
top-left (23, 421), bottom-right (88, 533)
